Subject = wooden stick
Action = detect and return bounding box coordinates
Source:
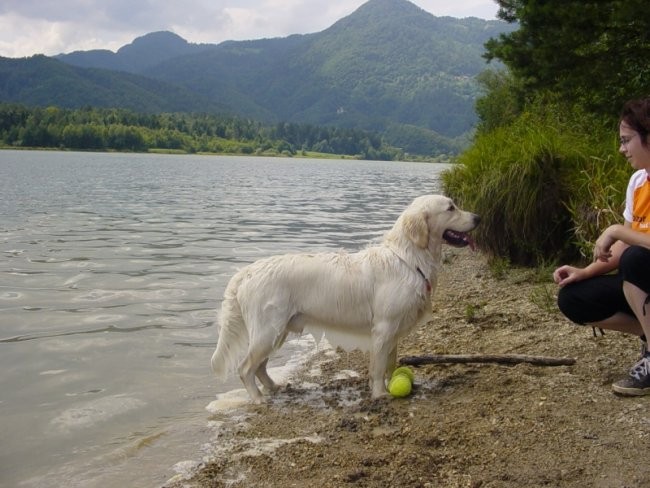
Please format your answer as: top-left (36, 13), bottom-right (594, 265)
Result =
top-left (399, 353), bottom-right (576, 367)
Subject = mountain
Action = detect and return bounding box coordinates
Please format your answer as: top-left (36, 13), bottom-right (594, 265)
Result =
top-left (0, 55), bottom-right (226, 113)
top-left (54, 31), bottom-right (213, 73)
top-left (0, 0), bottom-right (515, 155)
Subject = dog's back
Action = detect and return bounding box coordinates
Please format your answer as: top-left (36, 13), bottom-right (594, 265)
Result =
top-left (210, 251), bottom-right (377, 380)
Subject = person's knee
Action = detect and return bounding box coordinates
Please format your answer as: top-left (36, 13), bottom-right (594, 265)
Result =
top-left (619, 245), bottom-right (650, 292)
top-left (620, 245), bottom-right (648, 275)
top-left (557, 285), bottom-right (586, 325)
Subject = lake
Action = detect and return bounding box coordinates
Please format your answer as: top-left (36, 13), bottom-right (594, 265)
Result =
top-left (0, 150), bottom-right (449, 487)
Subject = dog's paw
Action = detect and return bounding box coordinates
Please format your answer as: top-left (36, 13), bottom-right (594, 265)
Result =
top-left (262, 384), bottom-right (280, 395)
top-left (370, 389), bottom-right (390, 400)
top-left (250, 396), bottom-right (267, 405)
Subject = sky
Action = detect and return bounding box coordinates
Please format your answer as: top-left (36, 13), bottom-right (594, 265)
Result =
top-left (0, 0), bottom-right (500, 59)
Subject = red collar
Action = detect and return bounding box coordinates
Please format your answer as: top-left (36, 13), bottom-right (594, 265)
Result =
top-left (416, 267), bottom-right (432, 293)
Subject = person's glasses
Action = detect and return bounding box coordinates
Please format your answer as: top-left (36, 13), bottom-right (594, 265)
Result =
top-left (620, 134), bottom-right (638, 147)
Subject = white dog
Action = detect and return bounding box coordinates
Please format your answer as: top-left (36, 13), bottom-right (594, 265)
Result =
top-left (211, 195), bottom-right (479, 402)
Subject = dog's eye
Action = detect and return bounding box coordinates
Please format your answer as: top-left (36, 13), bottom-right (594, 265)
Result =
top-left (447, 204), bottom-right (455, 211)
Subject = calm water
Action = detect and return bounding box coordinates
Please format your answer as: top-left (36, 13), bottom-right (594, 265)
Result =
top-left (0, 150), bottom-right (448, 487)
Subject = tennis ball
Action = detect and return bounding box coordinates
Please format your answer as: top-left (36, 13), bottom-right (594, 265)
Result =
top-left (391, 366), bottom-right (415, 383)
top-left (388, 374), bottom-right (412, 398)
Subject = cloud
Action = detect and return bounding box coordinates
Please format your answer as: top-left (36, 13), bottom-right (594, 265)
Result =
top-left (0, 13), bottom-right (86, 57)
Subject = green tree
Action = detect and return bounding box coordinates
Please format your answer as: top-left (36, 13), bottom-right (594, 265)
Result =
top-left (485, 0), bottom-right (650, 116)
top-left (474, 69), bottom-right (524, 134)
top-left (61, 124), bottom-right (105, 149)
top-left (106, 124), bottom-right (146, 151)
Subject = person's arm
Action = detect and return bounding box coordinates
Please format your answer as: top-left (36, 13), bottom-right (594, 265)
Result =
top-left (553, 221), bottom-right (631, 287)
top-left (595, 222), bottom-right (650, 260)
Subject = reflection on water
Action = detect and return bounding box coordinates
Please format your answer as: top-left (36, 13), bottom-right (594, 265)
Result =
top-left (0, 150), bottom-right (447, 487)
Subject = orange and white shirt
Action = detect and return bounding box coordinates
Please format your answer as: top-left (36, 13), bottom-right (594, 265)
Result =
top-left (624, 169), bottom-right (650, 233)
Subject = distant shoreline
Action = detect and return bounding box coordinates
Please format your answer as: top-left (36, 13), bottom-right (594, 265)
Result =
top-left (0, 145), bottom-right (450, 164)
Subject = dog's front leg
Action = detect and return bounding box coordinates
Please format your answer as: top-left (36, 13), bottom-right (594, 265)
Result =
top-left (369, 324), bottom-right (397, 398)
top-left (386, 345), bottom-right (397, 381)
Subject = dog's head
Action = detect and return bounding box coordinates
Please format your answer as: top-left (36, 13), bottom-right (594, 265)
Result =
top-left (396, 195), bottom-right (480, 250)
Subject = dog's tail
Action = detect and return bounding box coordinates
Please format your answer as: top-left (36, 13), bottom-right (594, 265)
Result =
top-left (211, 271), bottom-right (248, 381)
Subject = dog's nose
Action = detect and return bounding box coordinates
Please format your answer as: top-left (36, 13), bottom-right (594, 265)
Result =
top-left (473, 214), bottom-right (481, 226)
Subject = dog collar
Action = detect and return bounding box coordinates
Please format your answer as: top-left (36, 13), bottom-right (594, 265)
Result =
top-left (387, 247), bottom-right (432, 294)
top-left (416, 267), bottom-right (432, 293)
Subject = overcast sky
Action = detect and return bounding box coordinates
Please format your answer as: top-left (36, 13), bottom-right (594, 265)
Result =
top-left (0, 0), bottom-right (500, 59)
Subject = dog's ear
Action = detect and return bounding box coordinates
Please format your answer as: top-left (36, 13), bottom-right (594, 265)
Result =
top-left (402, 212), bottom-right (429, 248)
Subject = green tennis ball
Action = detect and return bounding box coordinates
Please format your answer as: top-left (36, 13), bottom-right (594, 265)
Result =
top-left (391, 366), bottom-right (415, 383)
top-left (388, 374), bottom-right (412, 398)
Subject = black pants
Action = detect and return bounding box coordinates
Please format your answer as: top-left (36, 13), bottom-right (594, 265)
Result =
top-left (557, 245), bottom-right (650, 325)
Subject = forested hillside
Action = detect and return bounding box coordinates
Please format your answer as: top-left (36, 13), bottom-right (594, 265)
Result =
top-left (0, 104), bottom-right (404, 160)
top-left (0, 0), bottom-right (514, 157)
top-left (0, 55), bottom-right (225, 114)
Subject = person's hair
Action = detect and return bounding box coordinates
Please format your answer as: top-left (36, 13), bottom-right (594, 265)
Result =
top-left (620, 98), bottom-right (650, 147)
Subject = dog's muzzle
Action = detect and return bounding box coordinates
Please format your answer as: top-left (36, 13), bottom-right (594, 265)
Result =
top-left (443, 215), bottom-right (480, 249)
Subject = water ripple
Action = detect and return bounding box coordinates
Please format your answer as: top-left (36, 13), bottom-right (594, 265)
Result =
top-left (0, 321), bottom-right (213, 344)
top-left (0, 151), bottom-right (447, 488)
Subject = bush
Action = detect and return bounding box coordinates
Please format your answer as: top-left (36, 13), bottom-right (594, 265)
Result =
top-left (442, 105), bottom-right (627, 266)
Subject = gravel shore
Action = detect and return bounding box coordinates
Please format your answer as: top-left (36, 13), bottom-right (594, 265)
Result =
top-left (165, 247), bottom-right (650, 488)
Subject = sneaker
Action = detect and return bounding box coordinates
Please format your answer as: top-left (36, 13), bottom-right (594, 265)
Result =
top-left (612, 355), bottom-right (650, 396)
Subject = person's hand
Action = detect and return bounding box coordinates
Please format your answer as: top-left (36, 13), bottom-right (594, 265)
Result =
top-left (553, 265), bottom-right (585, 287)
top-left (593, 226), bottom-right (618, 262)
